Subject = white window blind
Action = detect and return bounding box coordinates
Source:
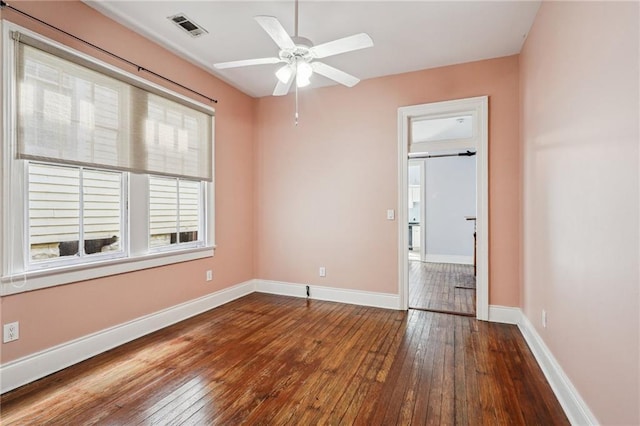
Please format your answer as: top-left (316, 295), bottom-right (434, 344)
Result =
top-left (14, 32), bottom-right (213, 181)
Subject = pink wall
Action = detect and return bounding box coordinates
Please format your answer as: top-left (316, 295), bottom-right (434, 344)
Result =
top-left (520, 2), bottom-right (639, 424)
top-left (0, 1), bottom-right (256, 363)
top-left (255, 56), bottom-right (521, 305)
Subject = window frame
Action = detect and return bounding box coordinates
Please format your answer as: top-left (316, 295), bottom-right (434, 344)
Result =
top-left (1, 21), bottom-right (215, 296)
top-left (148, 175), bottom-right (205, 253)
top-left (25, 161), bottom-right (129, 271)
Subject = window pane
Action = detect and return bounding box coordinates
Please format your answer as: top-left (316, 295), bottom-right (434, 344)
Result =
top-left (83, 169), bottom-right (122, 255)
top-left (179, 179), bottom-right (200, 243)
top-left (29, 163), bottom-right (80, 261)
top-left (149, 176), bottom-right (178, 248)
top-left (411, 115), bottom-right (473, 143)
top-left (149, 177), bottom-right (200, 248)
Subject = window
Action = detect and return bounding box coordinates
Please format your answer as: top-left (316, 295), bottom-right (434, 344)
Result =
top-left (2, 22), bottom-right (215, 295)
top-left (410, 114), bottom-right (476, 154)
top-left (149, 177), bottom-right (201, 249)
top-left (411, 115), bottom-right (473, 143)
top-left (28, 163), bottom-right (125, 266)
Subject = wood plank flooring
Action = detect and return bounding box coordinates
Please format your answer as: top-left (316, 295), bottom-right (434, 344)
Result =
top-left (409, 261), bottom-right (476, 315)
top-left (0, 293), bottom-right (568, 425)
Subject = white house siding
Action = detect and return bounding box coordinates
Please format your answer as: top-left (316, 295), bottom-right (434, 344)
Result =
top-left (149, 177), bottom-right (199, 247)
top-left (82, 169), bottom-right (121, 240)
top-left (29, 163), bottom-right (80, 245)
top-left (28, 163), bottom-right (121, 259)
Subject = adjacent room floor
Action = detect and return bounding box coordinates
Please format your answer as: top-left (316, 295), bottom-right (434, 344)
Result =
top-left (409, 261), bottom-right (476, 316)
top-left (1, 293), bottom-right (567, 425)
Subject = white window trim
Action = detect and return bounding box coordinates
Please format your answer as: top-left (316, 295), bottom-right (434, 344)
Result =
top-left (1, 20), bottom-right (216, 296)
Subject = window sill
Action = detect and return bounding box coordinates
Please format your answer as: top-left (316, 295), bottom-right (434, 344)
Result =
top-left (0, 246), bottom-right (215, 296)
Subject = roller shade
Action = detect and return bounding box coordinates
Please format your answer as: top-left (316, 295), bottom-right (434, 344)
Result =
top-left (14, 32), bottom-right (213, 181)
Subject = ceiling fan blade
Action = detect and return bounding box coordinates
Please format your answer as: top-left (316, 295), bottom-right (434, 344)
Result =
top-left (310, 33), bottom-right (374, 59)
top-left (311, 62), bottom-right (360, 87)
top-left (214, 57), bottom-right (281, 69)
top-left (255, 16), bottom-right (295, 50)
top-left (273, 72), bottom-right (295, 96)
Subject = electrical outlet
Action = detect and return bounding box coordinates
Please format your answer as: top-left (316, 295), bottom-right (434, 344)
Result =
top-left (206, 270), bottom-right (213, 281)
top-left (3, 322), bottom-right (19, 343)
top-left (542, 309), bottom-right (547, 328)
top-left (319, 267), bottom-right (326, 277)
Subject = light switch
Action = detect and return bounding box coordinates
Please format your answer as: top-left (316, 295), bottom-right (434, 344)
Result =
top-left (387, 209), bottom-right (395, 220)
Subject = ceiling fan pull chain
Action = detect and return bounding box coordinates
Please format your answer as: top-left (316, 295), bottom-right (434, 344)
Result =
top-left (295, 81), bottom-right (299, 126)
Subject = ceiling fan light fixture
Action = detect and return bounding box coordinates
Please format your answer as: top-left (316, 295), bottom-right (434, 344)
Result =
top-left (296, 61), bottom-right (312, 87)
top-left (275, 64), bottom-right (293, 83)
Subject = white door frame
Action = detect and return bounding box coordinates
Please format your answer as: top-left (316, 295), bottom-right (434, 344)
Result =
top-left (397, 96), bottom-right (489, 320)
top-left (407, 159), bottom-right (427, 262)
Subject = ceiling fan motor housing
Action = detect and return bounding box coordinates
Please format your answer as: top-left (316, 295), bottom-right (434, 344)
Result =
top-left (279, 36), bottom-right (314, 64)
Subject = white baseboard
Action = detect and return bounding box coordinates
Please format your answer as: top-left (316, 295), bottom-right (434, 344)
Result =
top-left (488, 304), bottom-right (522, 324)
top-left (0, 280), bottom-right (255, 394)
top-left (255, 279), bottom-right (307, 298)
top-left (255, 279), bottom-right (401, 310)
top-left (423, 254), bottom-right (473, 265)
top-left (518, 314), bottom-right (599, 425)
top-left (488, 305), bottom-right (597, 424)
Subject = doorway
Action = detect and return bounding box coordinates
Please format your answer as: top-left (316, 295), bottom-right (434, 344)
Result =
top-left (407, 152), bottom-right (477, 316)
top-left (397, 97), bottom-right (488, 320)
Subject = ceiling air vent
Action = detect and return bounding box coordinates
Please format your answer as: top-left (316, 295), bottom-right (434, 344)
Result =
top-left (168, 13), bottom-right (208, 38)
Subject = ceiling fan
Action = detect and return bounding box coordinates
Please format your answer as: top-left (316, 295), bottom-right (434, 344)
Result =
top-left (213, 0), bottom-right (374, 97)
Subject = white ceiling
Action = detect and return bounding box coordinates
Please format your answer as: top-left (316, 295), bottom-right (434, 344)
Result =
top-left (85, 1), bottom-right (541, 98)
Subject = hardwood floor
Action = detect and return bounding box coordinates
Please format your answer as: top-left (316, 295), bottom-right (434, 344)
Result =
top-left (409, 261), bottom-right (476, 315)
top-left (0, 293), bottom-right (568, 425)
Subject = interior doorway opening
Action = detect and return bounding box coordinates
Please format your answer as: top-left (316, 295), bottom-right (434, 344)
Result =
top-left (407, 151), bottom-right (477, 316)
top-left (397, 96), bottom-right (488, 320)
